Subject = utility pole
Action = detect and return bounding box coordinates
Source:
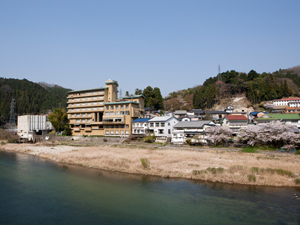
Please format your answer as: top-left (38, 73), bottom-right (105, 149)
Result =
top-left (9, 97), bottom-right (16, 129)
top-left (218, 65), bottom-right (221, 81)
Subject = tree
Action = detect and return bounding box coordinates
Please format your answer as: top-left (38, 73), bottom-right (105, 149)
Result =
top-left (237, 121), bottom-right (300, 148)
top-left (247, 70), bottom-right (259, 81)
top-left (125, 91), bottom-right (129, 96)
top-left (134, 88), bottom-right (142, 95)
top-left (206, 126), bottom-right (233, 146)
top-left (48, 108), bottom-right (68, 132)
top-left (143, 86), bottom-right (154, 108)
top-left (153, 87), bottom-right (164, 110)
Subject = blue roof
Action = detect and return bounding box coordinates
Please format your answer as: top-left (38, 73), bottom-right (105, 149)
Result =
top-left (132, 118), bottom-right (151, 123)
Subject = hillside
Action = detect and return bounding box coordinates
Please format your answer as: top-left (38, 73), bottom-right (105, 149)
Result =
top-left (164, 66), bottom-right (300, 111)
top-left (0, 78), bottom-right (71, 127)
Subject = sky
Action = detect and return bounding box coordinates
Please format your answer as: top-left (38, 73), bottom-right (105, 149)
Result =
top-left (1, 0), bottom-right (299, 97)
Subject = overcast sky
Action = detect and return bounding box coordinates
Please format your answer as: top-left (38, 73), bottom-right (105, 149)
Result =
top-left (1, 0), bottom-right (299, 96)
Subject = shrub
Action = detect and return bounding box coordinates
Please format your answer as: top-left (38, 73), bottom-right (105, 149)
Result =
top-left (0, 141), bottom-right (5, 145)
top-left (140, 158), bottom-right (150, 169)
top-left (7, 139), bottom-right (16, 143)
top-left (103, 138), bottom-right (107, 142)
top-left (186, 139), bottom-right (192, 146)
top-left (192, 170), bottom-right (207, 175)
top-left (294, 179), bottom-right (300, 185)
top-left (248, 174), bottom-right (256, 182)
top-left (143, 134), bottom-right (156, 143)
top-left (206, 167), bottom-right (224, 174)
top-left (295, 150), bottom-right (300, 155)
top-left (251, 167), bottom-right (259, 173)
top-left (229, 165), bottom-right (244, 173)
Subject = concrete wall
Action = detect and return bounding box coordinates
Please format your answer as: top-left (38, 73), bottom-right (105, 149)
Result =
top-left (48, 135), bottom-right (121, 143)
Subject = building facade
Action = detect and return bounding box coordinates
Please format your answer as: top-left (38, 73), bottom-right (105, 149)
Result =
top-left (67, 80), bottom-right (145, 136)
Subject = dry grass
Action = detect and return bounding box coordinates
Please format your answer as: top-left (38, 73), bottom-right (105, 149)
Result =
top-left (2, 142), bottom-right (300, 186)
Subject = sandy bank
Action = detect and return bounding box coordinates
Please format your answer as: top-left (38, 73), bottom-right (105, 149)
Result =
top-left (1, 141), bottom-right (300, 187)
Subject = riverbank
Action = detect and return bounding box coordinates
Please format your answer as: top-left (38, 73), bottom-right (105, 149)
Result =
top-left (1, 140), bottom-right (300, 187)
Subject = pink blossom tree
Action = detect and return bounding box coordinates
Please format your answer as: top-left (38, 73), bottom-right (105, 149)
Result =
top-left (206, 126), bottom-right (233, 146)
top-left (237, 121), bottom-right (300, 148)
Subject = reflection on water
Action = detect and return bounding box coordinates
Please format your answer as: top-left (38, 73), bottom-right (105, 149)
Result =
top-left (0, 151), bottom-right (300, 225)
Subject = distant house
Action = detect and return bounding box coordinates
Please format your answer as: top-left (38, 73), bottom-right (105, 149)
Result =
top-left (222, 115), bottom-right (248, 134)
top-left (147, 116), bottom-right (179, 142)
top-left (283, 107), bottom-right (300, 114)
top-left (206, 111), bottom-right (229, 120)
top-left (190, 109), bottom-right (205, 115)
top-left (172, 120), bottom-right (216, 145)
top-left (225, 105), bottom-right (234, 113)
top-left (174, 110), bottom-right (187, 118)
top-left (248, 112), bottom-right (268, 122)
top-left (255, 113), bottom-right (300, 128)
top-left (132, 118), bottom-right (151, 135)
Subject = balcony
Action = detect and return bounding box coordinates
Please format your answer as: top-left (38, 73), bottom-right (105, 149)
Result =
top-left (102, 115), bottom-right (125, 124)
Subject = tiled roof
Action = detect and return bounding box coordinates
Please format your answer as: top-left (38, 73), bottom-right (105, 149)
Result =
top-left (149, 116), bottom-right (176, 122)
top-left (173, 121), bottom-right (214, 128)
top-left (225, 115), bottom-right (248, 120)
top-left (281, 98), bottom-right (300, 101)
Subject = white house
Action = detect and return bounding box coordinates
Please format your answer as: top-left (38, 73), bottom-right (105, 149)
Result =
top-left (172, 120), bottom-right (216, 145)
top-left (273, 98), bottom-right (300, 106)
top-left (147, 116), bottom-right (179, 142)
top-left (132, 118), bottom-right (151, 135)
top-left (222, 115), bottom-right (248, 134)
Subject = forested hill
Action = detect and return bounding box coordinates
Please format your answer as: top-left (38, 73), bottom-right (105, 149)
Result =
top-left (0, 78), bottom-right (71, 127)
top-left (164, 66), bottom-right (300, 111)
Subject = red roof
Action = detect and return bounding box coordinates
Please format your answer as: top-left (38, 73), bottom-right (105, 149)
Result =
top-left (225, 115), bottom-right (248, 120)
top-left (281, 98), bottom-right (300, 101)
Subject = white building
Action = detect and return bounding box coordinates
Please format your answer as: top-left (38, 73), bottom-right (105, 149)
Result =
top-left (172, 121), bottom-right (215, 145)
top-left (147, 116), bottom-right (179, 142)
top-left (132, 118), bottom-right (151, 135)
top-left (17, 115), bottom-right (53, 141)
top-left (273, 98), bottom-right (300, 106)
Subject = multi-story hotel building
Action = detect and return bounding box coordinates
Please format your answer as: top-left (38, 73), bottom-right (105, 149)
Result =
top-left (67, 80), bottom-right (145, 136)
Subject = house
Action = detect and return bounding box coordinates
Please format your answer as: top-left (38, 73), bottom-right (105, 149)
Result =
top-left (255, 113), bottom-right (300, 128)
top-left (17, 115), bottom-right (53, 142)
top-left (132, 118), bottom-right (151, 135)
top-left (225, 105), bottom-right (234, 113)
top-left (283, 107), bottom-right (300, 114)
top-left (172, 120), bottom-right (216, 145)
top-left (222, 115), bottom-right (248, 134)
top-left (206, 111), bottom-right (229, 121)
top-left (273, 98), bottom-right (300, 106)
top-left (248, 112), bottom-right (268, 122)
top-left (174, 110), bottom-right (187, 118)
top-left (67, 80), bottom-right (145, 136)
top-left (190, 109), bottom-right (205, 116)
top-left (147, 116), bottom-right (179, 142)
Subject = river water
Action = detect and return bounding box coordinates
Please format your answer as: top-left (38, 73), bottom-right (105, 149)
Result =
top-left (0, 151), bottom-right (300, 225)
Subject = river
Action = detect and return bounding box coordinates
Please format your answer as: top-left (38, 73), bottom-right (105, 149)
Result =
top-left (0, 151), bottom-right (300, 224)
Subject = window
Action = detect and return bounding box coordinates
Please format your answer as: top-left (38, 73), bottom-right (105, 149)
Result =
top-left (105, 112), bottom-right (109, 115)
top-left (168, 122), bottom-right (170, 126)
top-left (82, 108), bottom-right (86, 111)
top-left (93, 102), bottom-right (97, 105)
top-left (155, 123), bottom-right (159, 127)
top-left (110, 130), bottom-right (114, 135)
top-left (87, 119), bottom-right (90, 122)
top-left (125, 130), bottom-right (129, 134)
top-left (76, 114), bottom-right (80, 117)
top-left (106, 106), bottom-right (109, 110)
top-left (125, 105), bottom-right (129, 109)
top-left (87, 97), bottom-right (91, 100)
top-left (150, 123), bottom-right (154, 127)
top-left (81, 98), bottom-right (85, 101)
top-left (71, 109), bottom-right (74, 111)
top-left (76, 109), bottom-right (80, 111)
top-left (115, 111), bottom-right (120, 115)
top-left (87, 103), bottom-right (91, 105)
top-left (168, 129), bottom-right (171, 134)
top-left (126, 124), bottom-right (129, 128)
top-left (158, 129), bottom-right (164, 134)
top-left (161, 123), bottom-right (165, 127)
top-left (71, 114), bottom-right (75, 117)
top-left (115, 125), bottom-right (119, 128)
top-left (76, 103), bottom-right (80, 106)
top-left (71, 99), bottom-right (74, 101)
top-left (110, 125), bottom-right (114, 128)
top-left (110, 111), bottom-right (114, 115)
top-left (99, 91), bottom-right (103, 94)
top-left (99, 96), bottom-right (103, 99)
top-left (120, 111), bottom-right (124, 115)
top-left (121, 130), bottom-right (124, 134)
top-left (87, 92), bottom-right (91, 95)
top-left (93, 91), bottom-right (97, 94)
top-left (99, 107), bottom-right (103, 110)
top-left (110, 106), bottom-right (114, 110)
top-left (76, 98), bottom-right (80, 101)
top-left (82, 119), bottom-right (86, 122)
top-left (87, 113), bottom-right (91, 116)
top-left (120, 105), bottom-right (124, 109)
top-left (115, 130), bottom-right (119, 135)
top-left (115, 105), bottom-right (119, 110)
top-left (99, 102), bottom-right (103, 105)
top-left (105, 130), bottom-right (109, 134)
top-left (93, 107), bottom-right (97, 110)
top-left (93, 97), bottom-right (97, 100)
top-left (120, 125), bottom-right (124, 128)
top-left (82, 103), bottom-right (85, 106)
top-left (81, 93), bottom-right (85, 95)
top-left (76, 119), bottom-right (80, 122)
top-left (105, 125), bottom-right (109, 128)
top-left (125, 111), bottom-right (130, 115)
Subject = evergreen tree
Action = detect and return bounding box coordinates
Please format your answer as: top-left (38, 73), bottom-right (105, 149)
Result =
top-left (153, 87), bottom-right (164, 110)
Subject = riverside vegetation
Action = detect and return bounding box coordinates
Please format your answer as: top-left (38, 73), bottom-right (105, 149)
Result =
top-left (1, 136), bottom-right (300, 187)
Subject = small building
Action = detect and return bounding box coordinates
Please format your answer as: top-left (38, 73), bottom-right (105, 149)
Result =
top-left (174, 110), bottom-right (187, 118)
top-left (172, 120), bottom-right (215, 145)
top-left (17, 115), bottom-right (53, 142)
top-left (206, 111), bottom-right (229, 120)
top-left (225, 105), bottom-right (234, 113)
top-left (147, 116), bottom-right (179, 142)
top-left (132, 118), bottom-right (151, 135)
top-left (190, 109), bottom-right (205, 115)
top-left (222, 115), bottom-right (248, 134)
